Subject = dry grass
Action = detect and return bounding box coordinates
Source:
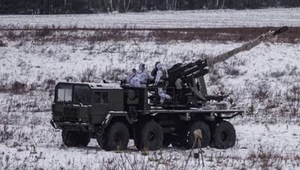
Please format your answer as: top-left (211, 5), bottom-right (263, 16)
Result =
top-left (0, 81), bottom-right (27, 94)
top-left (0, 40), bottom-right (7, 47)
top-left (0, 26), bottom-right (299, 44)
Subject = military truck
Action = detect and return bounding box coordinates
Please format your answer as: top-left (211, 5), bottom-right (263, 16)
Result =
top-left (50, 26), bottom-right (288, 151)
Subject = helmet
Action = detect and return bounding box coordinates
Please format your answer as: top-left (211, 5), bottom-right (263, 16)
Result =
top-left (156, 63), bottom-right (164, 70)
top-left (155, 61), bottom-right (160, 67)
top-left (139, 63), bottom-right (145, 71)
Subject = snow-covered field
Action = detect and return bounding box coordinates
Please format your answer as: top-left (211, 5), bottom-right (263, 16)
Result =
top-left (0, 8), bottom-right (300, 28)
top-left (1, 117), bottom-right (300, 169)
top-left (1, 8), bottom-right (300, 169)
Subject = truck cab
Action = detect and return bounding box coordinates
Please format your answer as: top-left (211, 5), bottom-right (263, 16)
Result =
top-left (51, 82), bottom-right (124, 131)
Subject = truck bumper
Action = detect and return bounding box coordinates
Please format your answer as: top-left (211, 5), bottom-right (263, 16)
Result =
top-left (50, 119), bottom-right (95, 132)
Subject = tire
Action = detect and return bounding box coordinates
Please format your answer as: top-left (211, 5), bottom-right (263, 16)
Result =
top-left (62, 130), bottom-right (78, 147)
top-left (186, 121), bottom-right (211, 149)
top-left (137, 121), bottom-right (163, 151)
top-left (213, 121), bottom-right (236, 149)
top-left (78, 132), bottom-right (90, 147)
top-left (104, 122), bottom-right (130, 151)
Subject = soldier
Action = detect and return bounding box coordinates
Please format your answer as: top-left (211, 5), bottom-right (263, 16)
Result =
top-left (154, 63), bottom-right (171, 104)
top-left (126, 68), bottom-right (137, 86)
top-left (175, 76), bottom-right (183, 102)
top-left (151, 61), bottom-right (160, 78)
top-left (131, 63), bottom-right (152, 88)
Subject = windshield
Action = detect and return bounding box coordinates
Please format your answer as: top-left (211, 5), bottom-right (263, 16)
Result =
top-left (56, 84), bottom-right (91, 104)
top-left (57, 84), bottom-right (72, 102)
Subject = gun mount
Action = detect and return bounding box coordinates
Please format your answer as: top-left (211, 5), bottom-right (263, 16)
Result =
top-left (150, 26), bottom-right (289, 107)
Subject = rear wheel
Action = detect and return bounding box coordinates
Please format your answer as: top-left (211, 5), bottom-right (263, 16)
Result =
top-left (186, 121), bottom-right (211, 149)
top-left (136, 121), bottom-right (163, 151)
top-left (103, 122), bottom-right (130, 151)
top-left (213, 121), bottom-right (236, 149)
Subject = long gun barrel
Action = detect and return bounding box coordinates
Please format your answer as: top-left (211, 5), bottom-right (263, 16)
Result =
top-left (167, 26), bottom-right (288, 95)
top-left (207, 26), bottom-right (288, 67)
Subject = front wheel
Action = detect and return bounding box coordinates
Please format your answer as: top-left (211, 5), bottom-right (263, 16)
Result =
top-left (213, 121), bottom-right (236, 149)
top-left (103, 122), bottom-right (130, 151)
top-left (62, 130), bottom-right (78, 147)
top-left (62, 131), bottom-right (90, 147)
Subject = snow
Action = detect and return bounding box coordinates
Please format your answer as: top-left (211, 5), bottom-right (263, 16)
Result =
top-left (1, 8), bottom-right (300, 169)
top-left (1, 117), bottom-right (299, 169)
top-left (0, 8), bottom-right (300, 28)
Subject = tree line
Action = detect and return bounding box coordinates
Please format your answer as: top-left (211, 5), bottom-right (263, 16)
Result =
top-left (0, 0), bottom-right (299, 14)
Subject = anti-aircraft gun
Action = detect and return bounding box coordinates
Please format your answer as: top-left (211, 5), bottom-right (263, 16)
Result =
top-left (158, 26), bottom-right (289, 108)
top-left (50, 27), bottom-right (288, 152)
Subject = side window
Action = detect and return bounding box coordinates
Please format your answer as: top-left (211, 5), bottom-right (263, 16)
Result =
top-left (94, 92), bottom-right (101, 103)
top-left (94, 92), bottom-right (109, 104)
top-left (74, 85), bottom-right (90, 104)
top-left (102, 92), bottom-right (108, 103)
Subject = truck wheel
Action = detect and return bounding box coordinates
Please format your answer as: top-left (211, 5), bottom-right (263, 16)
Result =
top-left (105, 122), bottom-right (130, 151)
top-left (213, 121), bottom-right (236, 149)
top-left (62, 130), bottom-right (78, 147)
top-left (138, 121), bottom-right (163, 150)
top-left (78, 132), bottom-right (90, 147)
top-left (186, 121), bottom-right (211, 149)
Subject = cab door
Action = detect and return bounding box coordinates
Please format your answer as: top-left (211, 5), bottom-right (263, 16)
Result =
top-left (73, 85), bottom-right (91, 122)
top-left (91, 91), bottom-right (109, 124)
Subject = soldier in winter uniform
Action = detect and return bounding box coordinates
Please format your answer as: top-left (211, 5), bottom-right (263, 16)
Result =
top-left (151, 61), bottom-right (160, 78)
top-left (154, 63), bottom-right (171, 104)
top-left (131, 63), bottom-right (152, 88)
top-left (126, 68), bottom-right (137, 86)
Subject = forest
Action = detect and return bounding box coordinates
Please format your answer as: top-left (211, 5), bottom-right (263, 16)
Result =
top-left (0, 0), bottom-right (299, 14)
